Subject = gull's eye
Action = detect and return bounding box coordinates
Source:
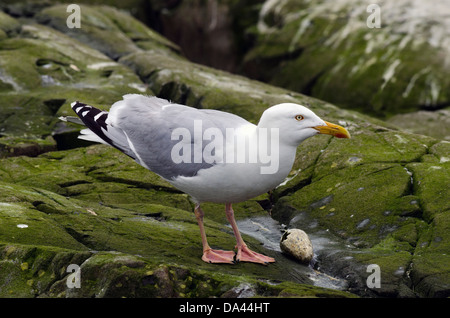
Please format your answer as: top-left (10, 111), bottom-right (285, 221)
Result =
top-left (295, 115), bottom-right (304, 121)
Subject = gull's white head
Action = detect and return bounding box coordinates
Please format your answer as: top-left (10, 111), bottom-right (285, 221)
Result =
top-left (258, 103), bottom-right (350, 146)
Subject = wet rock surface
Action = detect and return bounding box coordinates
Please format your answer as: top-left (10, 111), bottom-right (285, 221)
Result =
top-left (241, 0), bottom-right (450, 118)
top-left (0, 2), bottom-right (449, 298)
top-left (144, 0), bottom-right (450, 122)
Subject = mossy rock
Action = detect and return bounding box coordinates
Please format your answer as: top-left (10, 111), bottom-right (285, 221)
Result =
top-left (0, 10), bottom-right (151, 156)
top-left (0, 3), bottom-right (448, 298)
top-left (0, 243), bottom-right (91, 297)
top-left (386, 109), bottom-right (450, 141)
top-left (35, 4), bottom-right (180, 60)
top-left (242, 0), bottom-right (450, 118)
top-left (1, 245), bottom-right (355, 298)
top-left (271, 134), bottom-right (450, 297)
top-left (0, 145), bottom-right (357, 298)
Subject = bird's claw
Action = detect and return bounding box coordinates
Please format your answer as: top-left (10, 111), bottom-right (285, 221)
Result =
top-left (234, 245), bottom-right (275, 265)
top-left (202, 248), bottom-right (235, 264)
top-left (202, 246), bottom-right (275, 265)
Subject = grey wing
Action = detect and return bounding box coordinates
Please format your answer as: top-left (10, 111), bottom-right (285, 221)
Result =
top-left (108, 96), bottom-right (251, 180)
top-left (198, 109), bottom-right (252, 129)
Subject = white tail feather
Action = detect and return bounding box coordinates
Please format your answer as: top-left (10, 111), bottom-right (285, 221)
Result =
top-left (78, 128), bottom-right (110, 145)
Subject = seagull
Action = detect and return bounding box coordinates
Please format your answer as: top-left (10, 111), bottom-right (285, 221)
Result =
top-left (61, 94), bottom-right (350, 265)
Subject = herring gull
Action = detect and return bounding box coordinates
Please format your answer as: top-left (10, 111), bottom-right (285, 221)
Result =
top-left (61, 94), bottom-right (350, 265)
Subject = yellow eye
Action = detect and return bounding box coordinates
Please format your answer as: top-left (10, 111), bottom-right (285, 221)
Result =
top-left (295, 115), bottom-right (304, 121)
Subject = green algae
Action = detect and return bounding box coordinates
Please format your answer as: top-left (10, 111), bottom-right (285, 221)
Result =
top-left (0, 2), bottom-right (448, 298)
top-left (0, 243), bottom-right (92, 297)
top-left (243, 0), bottom-right (450, 118)
top-left (0, 141), bottom-right (359, 297)
top-left (0, 11), bottom-right (151, 156)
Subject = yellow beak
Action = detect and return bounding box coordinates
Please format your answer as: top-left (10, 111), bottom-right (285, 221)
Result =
top-left (313, 121), bottom-right (351, 139)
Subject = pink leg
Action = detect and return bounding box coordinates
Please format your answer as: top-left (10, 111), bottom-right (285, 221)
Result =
top-left (194, 204), bottom-right (235, 264)
top-left (225, 203), bottom-right (275, 265)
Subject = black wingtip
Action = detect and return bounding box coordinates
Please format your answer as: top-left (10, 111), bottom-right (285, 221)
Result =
top-left (71, 101), bottom-right (89, 114)
top-left (71, 101), bottom-right (112, 143)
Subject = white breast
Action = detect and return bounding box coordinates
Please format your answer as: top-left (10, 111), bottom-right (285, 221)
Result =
top-left (169, 142), bottom-right (297, 203)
